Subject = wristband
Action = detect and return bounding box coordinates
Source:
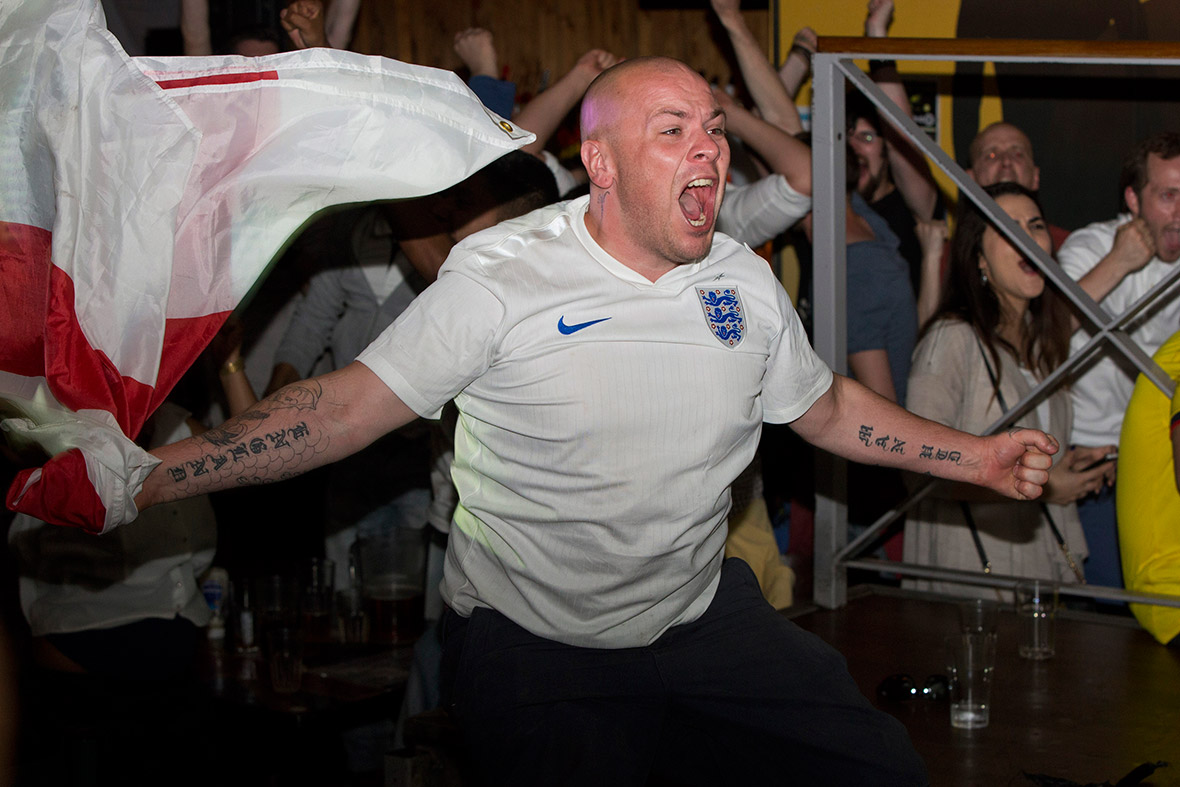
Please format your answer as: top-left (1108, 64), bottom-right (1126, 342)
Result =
top-left (220, 357), bottom-right (245, 377)
top-left (869, 59), bottom-right (898, 73)
top-left (789, 43), bottom-right (813, 60)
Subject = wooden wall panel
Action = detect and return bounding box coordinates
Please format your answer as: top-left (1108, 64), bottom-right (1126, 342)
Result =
top-left (350, 0), bottom-right (768, 100)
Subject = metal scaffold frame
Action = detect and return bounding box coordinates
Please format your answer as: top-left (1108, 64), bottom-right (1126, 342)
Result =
top-left (810, 37), bottom-right (1180, 611)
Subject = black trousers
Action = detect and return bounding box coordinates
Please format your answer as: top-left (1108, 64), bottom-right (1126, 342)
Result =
top-left (440, 557), bottom-right (928, 786)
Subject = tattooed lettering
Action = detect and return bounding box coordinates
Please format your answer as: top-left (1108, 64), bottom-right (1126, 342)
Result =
top-left (163, 380), bottom-right (327, 496)
top-left (920, 446), bottom-right (962, 464)
top-left (860, 426), bottom-right (906, 455)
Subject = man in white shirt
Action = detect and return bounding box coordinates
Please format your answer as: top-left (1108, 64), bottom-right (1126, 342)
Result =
top-left (133, 57), bottom-right (1057, 785)
top-left (1058, 131), bottom-right (1180, 590)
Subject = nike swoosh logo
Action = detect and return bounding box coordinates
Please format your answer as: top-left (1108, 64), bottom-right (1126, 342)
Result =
top-left (557, 315), bottom-right (611, 335)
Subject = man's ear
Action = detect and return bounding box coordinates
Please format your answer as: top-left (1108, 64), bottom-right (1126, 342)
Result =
top-left (581, 139), bottom-right (615, 189)
top-left (1125, 185), bottom-right (1140, 217)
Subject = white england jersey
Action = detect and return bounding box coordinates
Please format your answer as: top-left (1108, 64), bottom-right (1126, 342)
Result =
top-left (359, 196), bottom-right (831, 648)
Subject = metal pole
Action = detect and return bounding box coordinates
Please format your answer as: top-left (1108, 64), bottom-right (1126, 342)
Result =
top-left (810, 52), bottom-right (849, 609)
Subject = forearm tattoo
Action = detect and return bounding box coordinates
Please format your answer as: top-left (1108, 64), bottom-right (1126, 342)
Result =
top-left (858, 424), bottom-right (961, 464)
top-left (164, 380), bottom-right (331, 495)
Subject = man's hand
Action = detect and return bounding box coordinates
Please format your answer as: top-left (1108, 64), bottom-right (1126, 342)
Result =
top-left (979, 428), bottom-right (1058, 501)
top-left (792, 27), bottom-right (818, 56)
top-left (281, 0), bottom-right (326, 49)
top-left (915, 217), bottom-right (947, 260)
top-left (572, 49), bottom-right (621, 82)
top-left (454, 28), bottom-right (498, 78)
top-left (711, 85), bottom-right (742, 114)
top-left (865, 0), bottom-right (894, 37)
top-left (1109, 216), bottom-right (1156, 275)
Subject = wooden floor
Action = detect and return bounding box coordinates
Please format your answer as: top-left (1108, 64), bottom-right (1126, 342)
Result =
top-left (787, 586), bottom-right (1180, 787)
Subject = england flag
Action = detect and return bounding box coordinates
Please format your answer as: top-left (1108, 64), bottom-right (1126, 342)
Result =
top-left (1, 0), bottom-right (531, 533)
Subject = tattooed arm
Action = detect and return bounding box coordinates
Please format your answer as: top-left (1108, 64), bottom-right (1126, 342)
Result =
top-left (790, 374), bottom-right (1057, 501)
top-left (135, 362), bottom-right (417, 511)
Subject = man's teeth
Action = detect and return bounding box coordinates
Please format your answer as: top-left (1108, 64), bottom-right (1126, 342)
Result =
top-left (684, 179), bottom-right (713, 226)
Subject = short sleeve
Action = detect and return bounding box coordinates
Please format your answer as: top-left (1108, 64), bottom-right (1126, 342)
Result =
top-left (1057, 222), bottom-right (1113, 281)
top-left (761, 282), bottom-right (833, 423)
top-left (357, 269), bottom-right (505, 420)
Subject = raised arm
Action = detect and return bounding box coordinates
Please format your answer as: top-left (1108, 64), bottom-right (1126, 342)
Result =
top-left (711, 0), bottom-right (804, 135)
top-left (136, 361), bottom-right (416, 512)
top-left (791, 374), bottom-right (1056, 500)
top-left (453, 27), bottom-right (500, 79)
top-left (1058, 217), bottom-right (1155, 334)
top-left (180, 0), bottom-right (212, 55)
top-left (516, 49), bottom-right (620, 157)
top-left (864, 0), bottom-right (939, 221)
top-left (713, 88), bottom-right (811, 195)
top-left (778, 27), bottom-right (816, 108)
top-left (1075, 218), bottom-right (1154, 304)
top-left (324, 0), bottom-right (360, 50)
top-left (914, 217), bottom-right (947, 327)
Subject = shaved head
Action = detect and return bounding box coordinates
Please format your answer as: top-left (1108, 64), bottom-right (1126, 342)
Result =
top-left (968, 122), bottom-right (1031, 164)
top-left (580, 57), bottom-right (701, 143)
top-left (576, 55), bottom-right (728, 280)
top-left (968, 121), bottom-right (1039, 189)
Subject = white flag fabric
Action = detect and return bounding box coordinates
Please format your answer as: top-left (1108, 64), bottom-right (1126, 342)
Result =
top-left (1, 0), bottom-right (532, 534)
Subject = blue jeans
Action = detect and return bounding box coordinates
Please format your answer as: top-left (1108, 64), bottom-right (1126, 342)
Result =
top-left (1078, 485), bottom-right (1124, 590)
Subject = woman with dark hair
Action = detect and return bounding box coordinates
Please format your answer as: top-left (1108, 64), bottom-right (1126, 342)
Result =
top-left (902, 182), bottom-right (1115, 598)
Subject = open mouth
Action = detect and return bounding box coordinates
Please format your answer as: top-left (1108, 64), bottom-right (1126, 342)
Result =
top-left (679, 178), bottom-right (716, 229)
top-left (1160, 226), bottom-right (1180, 252)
